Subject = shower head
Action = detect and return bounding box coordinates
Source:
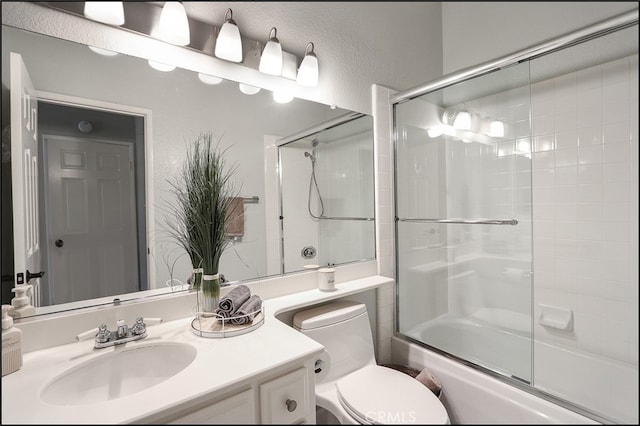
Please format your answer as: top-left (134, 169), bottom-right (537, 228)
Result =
top-left (304, 151), bottom-right (316, 162)
top-left (311, 139), bottom-right (319, 147)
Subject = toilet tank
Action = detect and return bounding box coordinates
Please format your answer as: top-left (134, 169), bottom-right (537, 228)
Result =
top-left (293, 301), bottom-right (376, 384)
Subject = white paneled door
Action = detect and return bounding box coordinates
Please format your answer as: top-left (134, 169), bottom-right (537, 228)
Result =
top-left (10, 52), bottom-right (43, 303)
top-left (44, 135), bottom-right (139, 305)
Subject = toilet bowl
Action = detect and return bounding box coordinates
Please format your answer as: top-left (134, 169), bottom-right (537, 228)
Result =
top-left (294, 301), bottom-right (449, 424)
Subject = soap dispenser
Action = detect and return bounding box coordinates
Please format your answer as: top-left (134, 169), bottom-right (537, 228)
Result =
top-left (2, 305), bottom-right (23, 376)
top-left (9, 284), bottom-right (36, 318)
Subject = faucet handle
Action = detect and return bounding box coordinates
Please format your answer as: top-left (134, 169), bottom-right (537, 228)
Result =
top-left (131, 317), bottom-right (146, 335)
top-left (95, 324), bottom-right (111, 343)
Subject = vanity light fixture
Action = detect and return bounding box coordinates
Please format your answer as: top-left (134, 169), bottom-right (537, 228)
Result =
top-left (83, 1), bottom-right (125, 26)
top-left (259, 28), bottom-right (283, 76)
top-left (148, 60), bottom-right (176, 72)
top-left (296, 42), bottom-right (319, 87)
top-left (157, 1), bottom-right (190, 46)
top-left (214, 9), bottom-right (243, 63)
top-left (198, 73), bottom-right (223, 85)
top-left (239, 83), bottom-right (261, 95)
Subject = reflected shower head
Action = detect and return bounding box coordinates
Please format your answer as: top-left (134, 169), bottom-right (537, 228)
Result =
top-left (304, 151), bottom-right (316, 162)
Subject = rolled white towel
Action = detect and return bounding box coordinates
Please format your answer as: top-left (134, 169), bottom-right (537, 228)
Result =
top-left (216, 285), bottom-right (251, 318)
top-left (415, 367), bottom-right (442, 397)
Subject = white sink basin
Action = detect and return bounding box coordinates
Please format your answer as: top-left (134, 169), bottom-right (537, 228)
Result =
top-left (41, 342), bottom-right (197, 405)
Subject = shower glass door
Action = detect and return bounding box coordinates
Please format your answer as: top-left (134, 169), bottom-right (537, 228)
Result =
top-left (394, 62), bottom-right (534, 382)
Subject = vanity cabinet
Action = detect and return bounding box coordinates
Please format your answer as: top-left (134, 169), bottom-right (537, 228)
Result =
top-left (166, 388), bottom-right (256, 424)
top-left (160, 362), bottom-right (314, 424)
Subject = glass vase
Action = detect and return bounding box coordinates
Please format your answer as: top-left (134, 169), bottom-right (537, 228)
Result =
top-left (196, 273), bottom-right (221, 317)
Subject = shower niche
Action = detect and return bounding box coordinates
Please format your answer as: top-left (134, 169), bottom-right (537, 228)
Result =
top-left (277, 113), bottom-right (375, 273)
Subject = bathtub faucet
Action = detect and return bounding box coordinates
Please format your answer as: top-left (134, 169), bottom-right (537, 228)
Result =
top-left (94, 317), bottom-right (148, 349)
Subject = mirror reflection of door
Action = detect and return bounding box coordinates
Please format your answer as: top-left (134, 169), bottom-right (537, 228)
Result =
top-left (9, 52), bottom-right (43, 302)
top-left (43, 135), bottom-right (139, 305)
top-left (36, 101), bottom-right (148, 307)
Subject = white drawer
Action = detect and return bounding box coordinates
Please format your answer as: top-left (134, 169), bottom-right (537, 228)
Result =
top-left (260, 367), bottom-right (309, 424)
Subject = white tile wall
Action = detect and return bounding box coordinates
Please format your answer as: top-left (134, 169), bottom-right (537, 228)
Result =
top-left (372, 84), bottom-right (396, 363)
top-left (532, 54), bottom-right (639, 365)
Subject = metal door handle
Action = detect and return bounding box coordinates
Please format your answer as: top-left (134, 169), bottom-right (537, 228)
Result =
top-left (55, 239), bottom-right (64, 247)
top-left (285, 399), bottom-right (297, 412)
top-left (26, 269), bottom-right (45, 282)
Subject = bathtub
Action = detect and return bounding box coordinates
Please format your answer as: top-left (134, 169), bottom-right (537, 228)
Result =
top-left (393, 316), bottom-right (638, 424)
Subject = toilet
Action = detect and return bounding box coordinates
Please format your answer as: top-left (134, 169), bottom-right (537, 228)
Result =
top-left (293, 301), bottom-right (449, 424)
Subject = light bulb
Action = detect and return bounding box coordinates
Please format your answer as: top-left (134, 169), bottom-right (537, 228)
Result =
top-left (489, 120), bottom-right (505, 138)
top-left (148, 60), bottom-right (176, 72)
top-left (198, 73), bottom-right (223, 85)
top-left (239, 83), bottom-right (261, 95)
top-left (453, 111), bottom-right (471, 130)
top-left (273, 90), bottom-right (294, 104)
top-left (88, 46), bottom-right (119, 57)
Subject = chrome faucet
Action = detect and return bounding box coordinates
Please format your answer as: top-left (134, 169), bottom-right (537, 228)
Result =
top-left (94, 317), bottom-right (148, 349)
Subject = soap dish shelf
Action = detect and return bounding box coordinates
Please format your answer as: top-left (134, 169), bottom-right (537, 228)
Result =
top-left (190, 302), bottom-right (264, 338)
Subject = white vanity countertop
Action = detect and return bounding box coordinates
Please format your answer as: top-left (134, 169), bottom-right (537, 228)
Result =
top-left (1, 275), bottom-right (393, 424)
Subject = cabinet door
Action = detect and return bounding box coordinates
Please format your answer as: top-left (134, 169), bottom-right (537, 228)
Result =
top-left (260, 367), bottom-right (310, 424)
top-left (167, 388), bottom-right (256, 424)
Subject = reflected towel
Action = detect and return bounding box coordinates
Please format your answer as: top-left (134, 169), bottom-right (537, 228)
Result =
top-left (225, 197), bottom-right (245, 237)
top-left (216, 284), bottom-right (251, 318)
top-left (415, 367), bottom-right (442, 397)
top-left (230, 295), bottom-right (262, 325)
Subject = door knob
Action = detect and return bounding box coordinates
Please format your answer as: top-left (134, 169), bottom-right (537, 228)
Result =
top-left (55, 239), bottom-right (64, 247)
top-left (285, 399), bottom-right (297, 412)
top-left (26, 269), bottom-right (45, 282)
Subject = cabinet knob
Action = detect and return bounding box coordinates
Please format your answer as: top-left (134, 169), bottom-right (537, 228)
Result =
top-left (285, 399), bottom-right (297, 412)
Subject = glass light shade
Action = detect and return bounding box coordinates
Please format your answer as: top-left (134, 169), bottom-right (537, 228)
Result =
top-left (215, 10), bottom-right (243, 63)
top-left (84, 2), bottom-right (125, 26)
top-left (296, 43), bottom-right (318, 87)
top-left (88, 46), bottom-right (119, 57)
top-left (148, 60), bottom-right (176, 72)
top-left (239, 83), bottom-right (261, 95)
top-left (489, 120), bottom-right (505, 138)
top-left (157, 1), bottom-right (190, 46)
top-left (198, 73), bottom-right (223, 85)
top-left (259, 28), bottom-right (283, 76)
top-left (273, 90), bottom-right (294, 104)
top-left (453, 111), bottom-right (471, 130)
top-left (296, 54), bottom-right (318, 86)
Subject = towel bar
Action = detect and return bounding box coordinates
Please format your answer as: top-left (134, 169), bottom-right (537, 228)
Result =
top-left (397, 217), bottom-right (518, 225)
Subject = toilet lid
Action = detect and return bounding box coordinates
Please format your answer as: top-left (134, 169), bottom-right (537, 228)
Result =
top-left (336, 365), bottom-right (449, 425)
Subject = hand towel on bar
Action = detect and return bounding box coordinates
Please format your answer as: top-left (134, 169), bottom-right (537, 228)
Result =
top-left (230, 295), bottom-right (262, 325)
top-left (216, 284), bottom-right (251, 318)
top-left (225, 197), bottom-right (245, 238)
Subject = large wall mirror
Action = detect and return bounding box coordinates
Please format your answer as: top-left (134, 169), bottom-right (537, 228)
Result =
top-left (0, 22), bottom-right (375, 318)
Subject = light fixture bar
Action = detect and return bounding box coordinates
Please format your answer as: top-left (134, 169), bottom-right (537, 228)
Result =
top-left (41, 2), bottom-right (311, 83)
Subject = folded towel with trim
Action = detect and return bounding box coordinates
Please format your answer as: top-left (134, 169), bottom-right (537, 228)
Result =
top-left (230, 295), bottom-right (262, 325)
top-left (216, 284), bottom-right (251, 318)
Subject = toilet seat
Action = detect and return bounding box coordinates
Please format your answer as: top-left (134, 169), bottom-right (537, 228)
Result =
top-left (336, 365), bottom-right (449, 424)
